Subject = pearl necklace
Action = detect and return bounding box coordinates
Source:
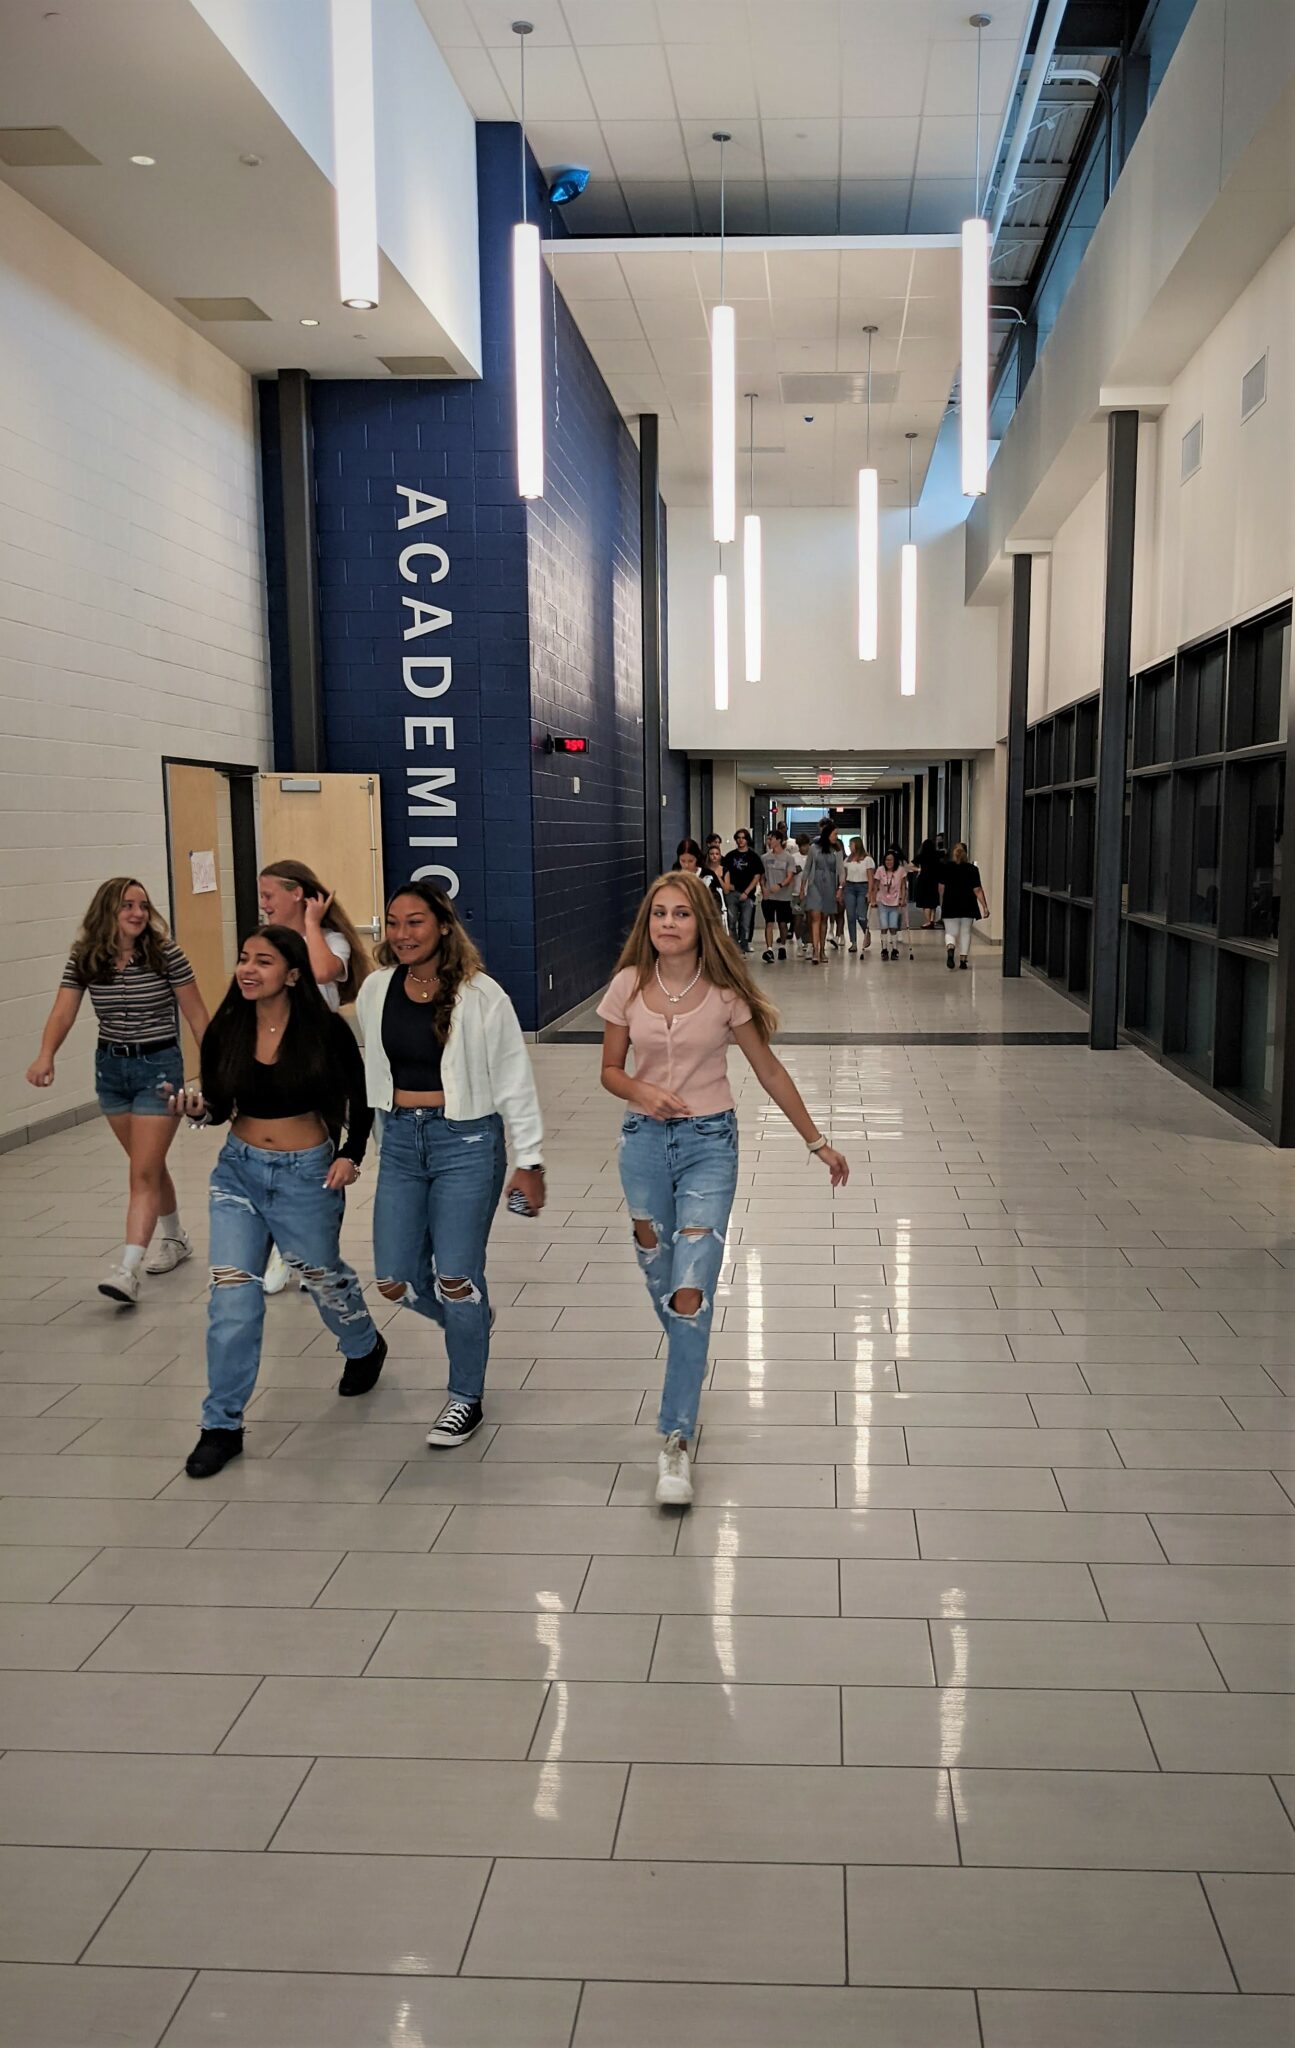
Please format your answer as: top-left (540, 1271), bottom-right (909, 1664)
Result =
top-left (405, 967), bottom-right (440, 1004)
top-left (655, 959), bottom-right (702, 1007)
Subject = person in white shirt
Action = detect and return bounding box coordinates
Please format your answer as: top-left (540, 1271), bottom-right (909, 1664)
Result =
top-left (356, 882), bottom-right (544, 1451)
top-left (257, 861), bottom-right (373, 1291)
top-left (843, 838), bottom-right (876, 954)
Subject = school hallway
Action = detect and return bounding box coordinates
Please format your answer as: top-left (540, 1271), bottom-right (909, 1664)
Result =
top-left (0, 948), bottom-right (1292, 2046)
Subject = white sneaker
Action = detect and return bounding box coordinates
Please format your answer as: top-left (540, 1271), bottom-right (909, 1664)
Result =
top-left (655, 1432), bottom-right (693, 1506)
top-left (146, 1232), bottom-right (192, 1276)
top-left (98, 1263), bottom-right (140, 1306)
top-left (263, 1246), bottom-right (289, 1295)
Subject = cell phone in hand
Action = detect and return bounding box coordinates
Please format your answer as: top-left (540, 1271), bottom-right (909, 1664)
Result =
top-left (506, 1188), bottom-right (537, 1219)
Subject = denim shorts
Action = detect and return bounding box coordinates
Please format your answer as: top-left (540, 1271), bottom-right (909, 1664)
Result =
top-left (95, 1042), bottom-right (184, 1117)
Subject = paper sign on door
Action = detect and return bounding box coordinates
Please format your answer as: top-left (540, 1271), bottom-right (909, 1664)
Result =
top-left (189, 850), bottom-right (218, 895)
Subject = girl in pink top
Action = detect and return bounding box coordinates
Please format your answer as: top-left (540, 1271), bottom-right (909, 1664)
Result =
top-left (599, 870), bottom-right (849, 1507)
top-left (871, 850), bottom-right (908, 962)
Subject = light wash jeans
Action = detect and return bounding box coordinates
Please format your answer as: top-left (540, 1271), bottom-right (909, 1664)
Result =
top-left (372, 1107), bottom-right (506, 1403)
top-left (203, 1135), bottom-right (376, 1430)
top-left (727, 893), bottom-right (757, 949)
top-left (618, 1110), bottom-right (739, 1441)
top-left (843, 881), bottom-right (870, 945)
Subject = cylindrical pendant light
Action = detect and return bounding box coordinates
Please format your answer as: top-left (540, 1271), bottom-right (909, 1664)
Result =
top-left (711, 133), bottom-right (735, 544)
top-left (743, 392), bottom-right (761, 682)
top-left (329, 0), bottom-right (379, 310)
top-left (512, 21), bottom-right (544, 499)
top-left (901, 432), bottom-right (918, 697)
top-left (857, 324), bottom-right (879, 661)
top-left (961, 14), bottom-right (991, 497)
top-left (713, 566), bottom-right (729, 712)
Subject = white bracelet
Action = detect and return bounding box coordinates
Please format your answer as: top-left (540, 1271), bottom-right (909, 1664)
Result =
top-left (807, 1135), bottom-right (828, 1155)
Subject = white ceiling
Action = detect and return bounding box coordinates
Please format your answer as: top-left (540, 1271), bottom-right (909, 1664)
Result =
top-left (548, 234), bottom-right (961, 507)
top-left (418, 0), bottom-right (1031, 234)
top-left (730, 752), bottom-right (940, 793)
top-left (0, 0), bottom-right (474, 378)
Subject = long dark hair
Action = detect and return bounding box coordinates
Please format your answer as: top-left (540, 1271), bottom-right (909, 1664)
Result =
top-left (375, 881), bottom-right (484, 1047)
top-left (674, 838), bottom-right (704, 867)
top-left (201, 927), bottom-right (352, 1128)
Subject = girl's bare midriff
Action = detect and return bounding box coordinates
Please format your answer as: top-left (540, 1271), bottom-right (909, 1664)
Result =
top-left (231, 1113), bottom-right (328, 1152)
top-left (392, 1088), bottom-right (447, 1109)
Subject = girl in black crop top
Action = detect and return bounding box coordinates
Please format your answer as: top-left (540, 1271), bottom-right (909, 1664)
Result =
top-left (170, 926), bottom-right (386, 1481)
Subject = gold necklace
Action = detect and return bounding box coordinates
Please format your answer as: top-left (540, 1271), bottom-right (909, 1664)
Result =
top-left (405, 966), bottom-right (440, 1004)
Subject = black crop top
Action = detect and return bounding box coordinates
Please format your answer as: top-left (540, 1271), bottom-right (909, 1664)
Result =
top-left (381, 969), bottom-right (445, 1092)
top-left (201, 1012), bottom-right (373, 1166)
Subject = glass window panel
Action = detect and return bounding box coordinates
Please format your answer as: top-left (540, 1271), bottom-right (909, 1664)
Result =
top-left (1178, 640), bottom-right (1225, 757)
top-left (1181, 769), bottom-right (1221, 926)
top-left (1240, 958), bottom-right (1277, 1108)
top-left (1050, 794), bottom-right (1071, 890)
top-left (1124, 923), bottom-right (1165, 1043)
top-left (1072, 788), bottom-right (1095, 898)
top-left (1055, 713), bottom-right (1074, 784)
top-left (1025, 729), bottom-right (1036, 790)
top-left (1035, 722), bottom-right (1054, 787)
top-left (1075, 698), bottom-right (1098, 781)
top-left (1068, 905), bottom-right (1090, 995)
top-left (1134, 664), bottom-right (1174, 767)
top-left (1131, 777), bottom-right (1172, 915)
top-left (1242, 760), bottom-right (1283, 941)
top-left (1229, 608), bottom-right (1290, 749)
top-left (1033, 795), bottom-right (1050, 885)
top-left (1047, 900), bottom-right (1067, 980)
top-left (1166, 938), bottom-right (1215, 1079)
top-left (1153, 671), bottom-right (1175, 763)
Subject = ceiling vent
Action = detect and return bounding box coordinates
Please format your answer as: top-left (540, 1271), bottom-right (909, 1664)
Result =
top-left (1180, 417), bottom-right (1203, 483)
top-left (379, 355), bottom-right (455, 377)
top-left (0, 126), bottom-right (99, 167)
top-left (176, 296), bottom-right (269, 322)
top-left (779, 371), bottom-right (900, 407)
top-left (1241, 352), bottom-right (1268, 422)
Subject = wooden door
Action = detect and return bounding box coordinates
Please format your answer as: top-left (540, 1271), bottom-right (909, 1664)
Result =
top-left (165, 764), bottom-right (234, 1068)
top-left (258, 773), bottom-right (384, 946)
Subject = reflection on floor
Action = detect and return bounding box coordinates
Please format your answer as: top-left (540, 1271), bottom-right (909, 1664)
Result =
top-left (0, 958), bottom-right (1292, 2044)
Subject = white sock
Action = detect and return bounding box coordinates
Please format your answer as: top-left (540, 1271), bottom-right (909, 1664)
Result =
top-left (120, 1244), bottom-right (147, 1274)
top-left (158, 1211), bottom-right (183, 1241)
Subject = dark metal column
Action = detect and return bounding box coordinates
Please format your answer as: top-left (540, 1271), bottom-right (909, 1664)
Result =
top-left (276, 369), bottom-right (325, 772)
top-left (946, 759), bottom-right (963, 846)
top-left (911, 774), bottom-right (923, 854)
top-left (1002, 553), bottom-right (1032, 976)
top-left (928, 763), bottom-right (941, 839)
top-left (900, 783), bottom-right (911, 854)
top-left (639, 413), bottom-right (664, 884)
top-left (1090, 409), bottom-right (1140, 1051)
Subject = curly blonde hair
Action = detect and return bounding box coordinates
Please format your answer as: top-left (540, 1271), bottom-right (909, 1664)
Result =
top-left (67, 878), bottom-right (171, 985)
top-left (614, 870), bottom-right (778, 1045)
top-left (376, 881), bottom-right (484, 1046)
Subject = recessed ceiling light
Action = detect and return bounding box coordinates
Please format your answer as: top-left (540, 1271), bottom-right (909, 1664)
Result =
top-left (344, 296), bottom-right (377, 311)
top-left (300, 317), bottom-right (320, 327)
top-left (130, 154), bottom-right (155, 166)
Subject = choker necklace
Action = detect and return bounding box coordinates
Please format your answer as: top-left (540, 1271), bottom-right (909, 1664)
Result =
top-left (655, 959), bottom-right (702, 1007)
top-left (405, 966), bottom-right (440, 1004)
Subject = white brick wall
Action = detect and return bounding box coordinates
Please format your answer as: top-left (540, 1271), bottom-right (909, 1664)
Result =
top-left (0, 180), bottom-right (271, 1139)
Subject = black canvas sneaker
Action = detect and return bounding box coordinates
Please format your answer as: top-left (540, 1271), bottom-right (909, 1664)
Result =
top-left (426, 1397), bottom-right (484, 1448)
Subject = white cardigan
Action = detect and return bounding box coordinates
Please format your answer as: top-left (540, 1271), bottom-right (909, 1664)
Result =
top-left (354, 968), bottom-right (544, 1167)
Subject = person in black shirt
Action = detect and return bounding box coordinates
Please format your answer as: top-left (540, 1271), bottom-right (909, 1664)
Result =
top-left (674, 838), bottom-right (725, 916)
top-left (721, 829), bottom-right (764, 954)
top-left (170, 926), bottom-right (385, 1479)
top-left (939, 843), bottom-right (989, 970)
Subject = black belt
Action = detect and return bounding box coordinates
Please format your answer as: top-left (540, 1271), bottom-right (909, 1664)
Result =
top-left (99, 1036), bottom-right (179, 1058)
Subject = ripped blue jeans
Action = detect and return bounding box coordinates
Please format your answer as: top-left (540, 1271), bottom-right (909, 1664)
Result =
top-left (618, 1110), bottom-right (739, 1441)
top-left (203, 1135), bottom-right (377, 1430)
top-left (372, 1108), bottom-right (506, 1404)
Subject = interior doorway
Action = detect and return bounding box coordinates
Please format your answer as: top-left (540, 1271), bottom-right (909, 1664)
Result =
top-left (257, 773), bottom-right (385, 947)
top-left (162, 760), bottom-right (259, 1067)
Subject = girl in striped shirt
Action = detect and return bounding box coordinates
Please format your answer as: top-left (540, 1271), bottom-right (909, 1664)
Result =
top-left (29, 877), bottom-right (210, 1305)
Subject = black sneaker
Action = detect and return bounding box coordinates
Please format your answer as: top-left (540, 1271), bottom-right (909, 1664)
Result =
top-left (762, 947), bottom-right (775, 962)
top-left (338, 1330), bottom-right (388, 1398)
top-left (777, 945), bottom-right (786, 960)
top-left (185, 1427), bottom-right (244, 1479)
top-left (946, 950), bottom-right (957, 969)
top-left (960, 957), bottom-right (969, 970)
top-left (426, 1397), bottom-right (484, 1448)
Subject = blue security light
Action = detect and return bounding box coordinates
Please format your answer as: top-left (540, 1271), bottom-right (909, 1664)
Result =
top-left (547, 164), bottom-right (590, 206)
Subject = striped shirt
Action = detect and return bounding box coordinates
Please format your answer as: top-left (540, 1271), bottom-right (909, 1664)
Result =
top-left (61, 942), bottom-right (195, 1045)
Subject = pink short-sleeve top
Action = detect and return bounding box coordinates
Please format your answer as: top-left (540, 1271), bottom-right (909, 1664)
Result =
top-left (597, 968), bottom-right (752, 1115)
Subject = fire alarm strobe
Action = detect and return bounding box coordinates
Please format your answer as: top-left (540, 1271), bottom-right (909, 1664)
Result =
top-left (546, 735), bottom-right (589, 755)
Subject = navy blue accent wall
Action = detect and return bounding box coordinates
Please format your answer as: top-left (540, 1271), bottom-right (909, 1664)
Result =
top-left (257, 122), bottom-right (687, 1033)
top-left (658, 509), bottom-right (689, 864)
top-left (528, 257), bottom-right (646, 1029)
top-left (255, 391), bottom-right (294, 772)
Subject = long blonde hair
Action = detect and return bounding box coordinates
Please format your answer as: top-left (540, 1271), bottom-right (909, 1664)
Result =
top-left (259, 859), bottom-right (370, 1002)
top-left (614, 871), bottom-right (778, 1045)
top-left (375, 881), bottom-right (484, 1046)
top-left (68, 878), bottom-right (170, 985)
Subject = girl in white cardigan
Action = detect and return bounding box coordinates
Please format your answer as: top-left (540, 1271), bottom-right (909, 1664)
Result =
top-left (355, 883), bottom-right (545, 1448)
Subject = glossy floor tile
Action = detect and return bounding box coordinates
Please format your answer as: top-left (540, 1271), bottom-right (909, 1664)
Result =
top-left (1, 1007), bottom-right (1291, 2030)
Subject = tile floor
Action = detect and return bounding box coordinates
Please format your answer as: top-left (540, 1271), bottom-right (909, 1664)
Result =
top-left (0, 950), bottom-right (1293, 2045)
